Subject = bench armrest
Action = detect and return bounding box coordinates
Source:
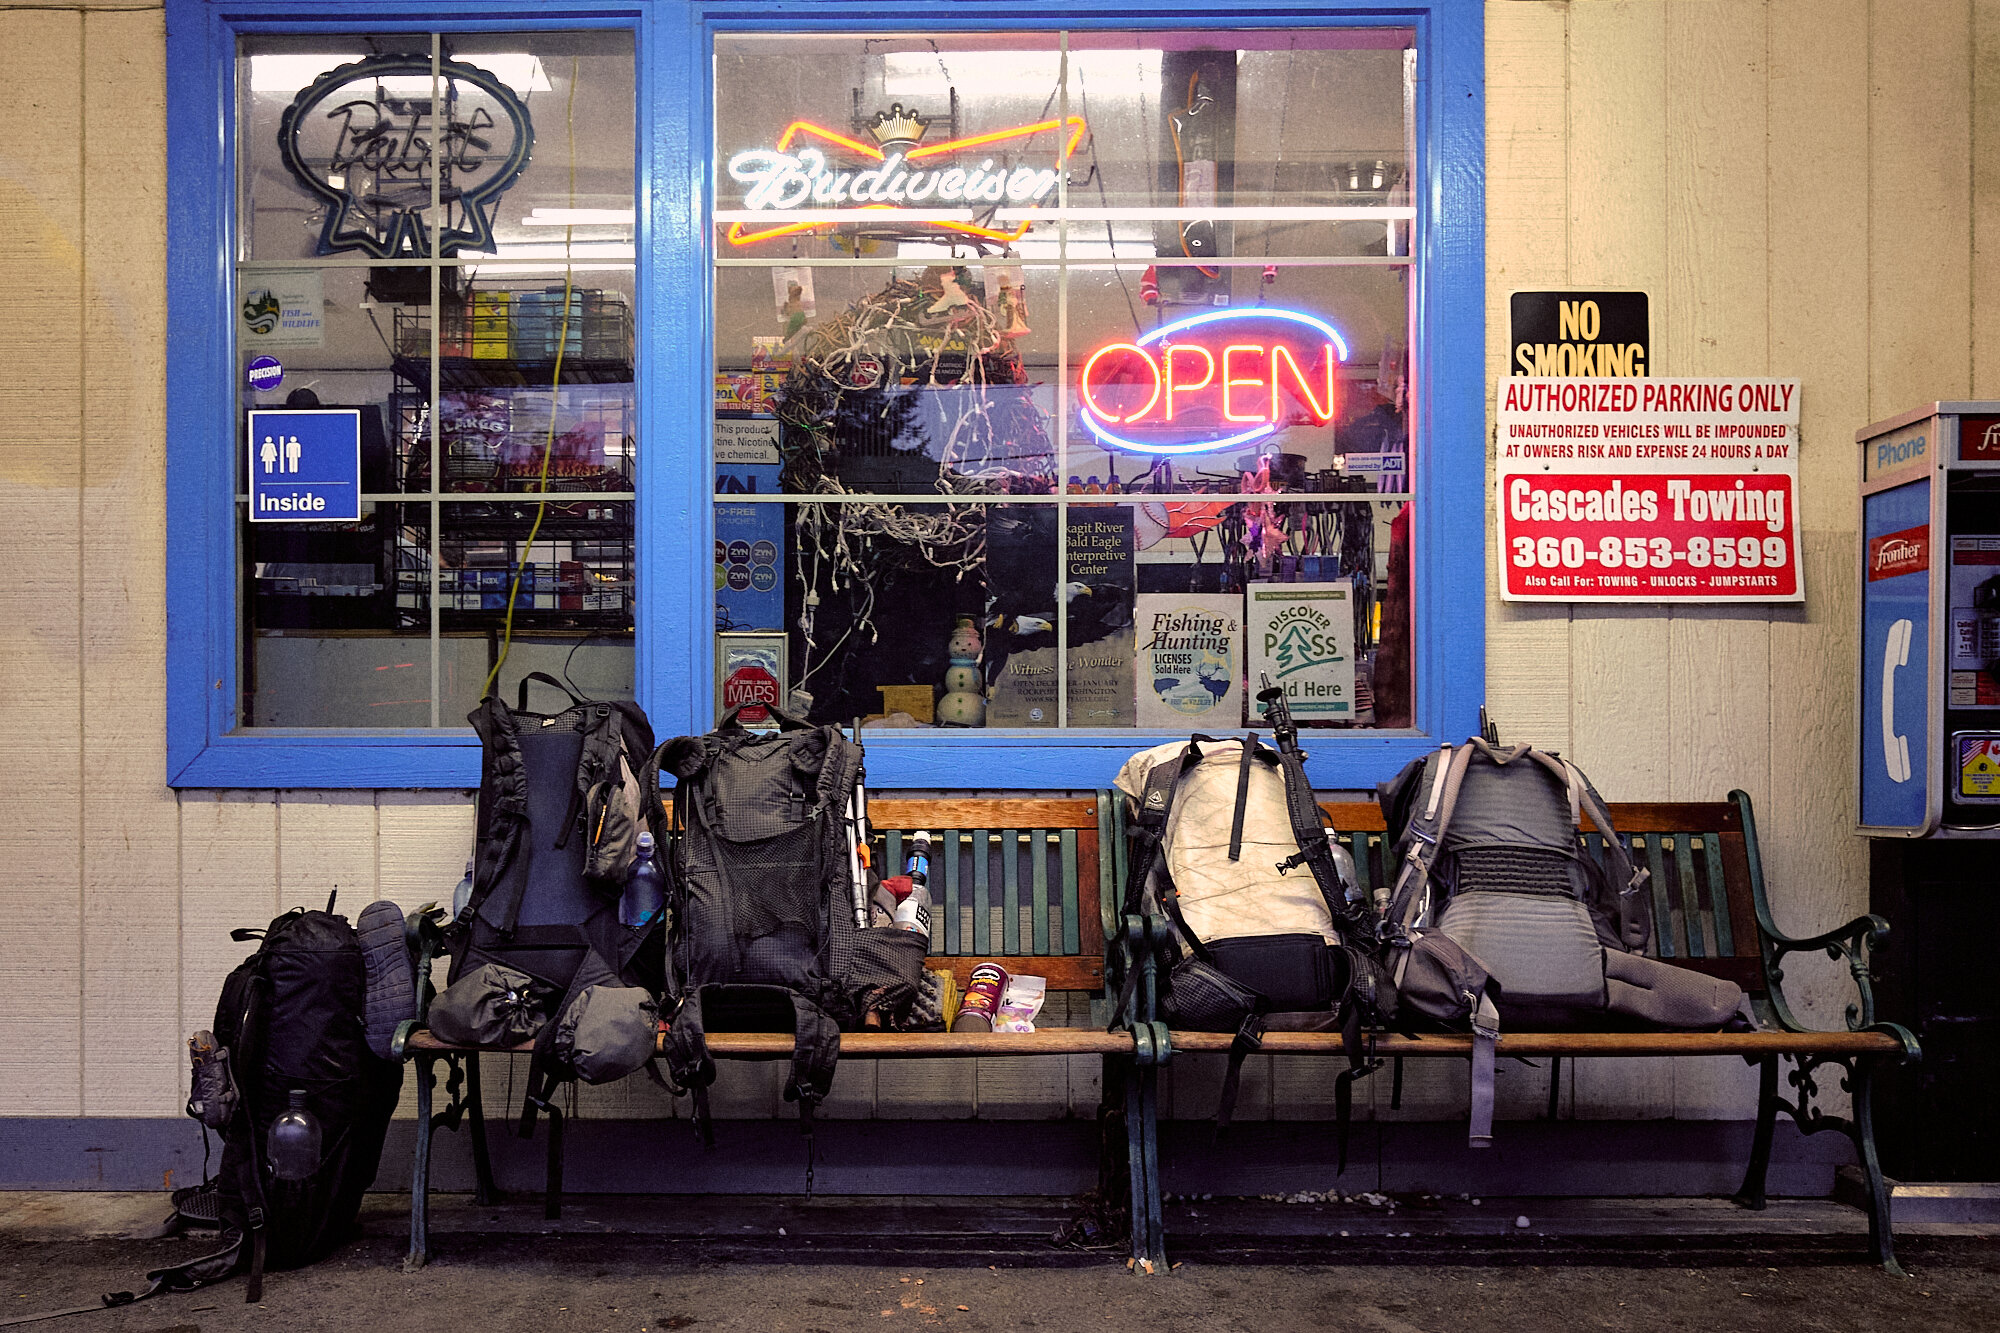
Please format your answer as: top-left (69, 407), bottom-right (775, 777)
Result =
top-left (1728, 789), bottom-right (1905, 1050)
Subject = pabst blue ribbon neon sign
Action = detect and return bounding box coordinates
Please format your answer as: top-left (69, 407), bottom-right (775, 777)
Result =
top-left (725, 103), bottom-right (1085, 246)
top-left (1079, 308), bottom-right (1350, 455)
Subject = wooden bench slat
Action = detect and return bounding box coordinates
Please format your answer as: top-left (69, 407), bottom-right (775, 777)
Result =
top-left (973, 827), bottom-right (991, 955)
top-left (1167, 1029), bottom-right (1903, 1057)
top-left (1060, 829), bottom-right (1081, 955)
top-left (711, 1029), bottom-right (1131, 1058)
top-left (1591, 801), bottom-right (1744, 833)
top-left (1643, 834), bottom-right (1674, 957)
top-left (1720, 831), bottom-right (1760, 971)
top-left (869, 797), bottom-right (1099, 827)
top-left (1001, 832), bottom-right (1020, 954)
top-left (1701, 832), bottom-right (1735, 957)
top-left (943, 828), bottom-right (961, 955)
top-left (403, 1024), bottom-right (1130, 1059)
top-left (1673, 834), bottom-right (1698, 958)
top-left (1031, 830), bottom-right (1050, 955)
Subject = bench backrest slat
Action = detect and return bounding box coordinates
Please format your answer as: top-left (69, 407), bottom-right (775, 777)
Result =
top-left (864, 797), bottom-right (1107, 992)
top-left (1701, 833), bottom-right (1735, 957)
top-left (972, 826), bottom-right (991, 954)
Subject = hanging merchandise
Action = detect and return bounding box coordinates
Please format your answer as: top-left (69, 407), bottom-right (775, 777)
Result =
top-left (1155, 52), bottom-right (1235, 306)
top-left (779, 268), bottom-right (1056, 720)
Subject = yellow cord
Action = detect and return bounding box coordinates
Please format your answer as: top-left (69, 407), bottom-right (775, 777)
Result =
top-left (483, 56), bottom-right (581, 701)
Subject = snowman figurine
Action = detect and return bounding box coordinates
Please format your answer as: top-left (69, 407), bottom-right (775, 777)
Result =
top-left (936, 615), bottom-right (986, 727)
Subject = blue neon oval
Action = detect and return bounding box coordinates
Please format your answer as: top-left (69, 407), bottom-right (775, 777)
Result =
top-left (1080, 306), bottom-right (1349, 455)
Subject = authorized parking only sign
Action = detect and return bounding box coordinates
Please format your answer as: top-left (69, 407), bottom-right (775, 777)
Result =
top-left (1496, 378), bottom-right (1802, 603)
top-left (247, 409), bottom-right (361, 522)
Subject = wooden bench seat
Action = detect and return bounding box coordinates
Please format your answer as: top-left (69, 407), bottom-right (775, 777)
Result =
top-left (399, 794), bottom-right (1134, 1271)
top-left (1110, 789), bottom-right (1921, 1274)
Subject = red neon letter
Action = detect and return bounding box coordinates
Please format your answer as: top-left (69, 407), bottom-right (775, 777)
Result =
top-left (1163, 344), bottom-right (1215, 420)
top-left (1271, 345), bottom-right (1336, 422)
top-left (1222, 344), bottom-right (1268, 422)
top-left (1079, 343), bottom-right (1160, 423)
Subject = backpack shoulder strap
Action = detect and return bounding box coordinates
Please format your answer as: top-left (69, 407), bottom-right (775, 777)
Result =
top-left (1384, 742), bottom-right (1476, 931)
top-left (1120, 738), bottom-right (1209, 917)
top-left (465, 696), bottom-right (531, 933)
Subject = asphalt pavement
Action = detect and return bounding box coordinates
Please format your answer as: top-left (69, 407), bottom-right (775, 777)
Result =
top-left (2, 1192), bottom-right (1995, 1332)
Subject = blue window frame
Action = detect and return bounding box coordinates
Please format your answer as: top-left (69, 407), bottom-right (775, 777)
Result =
top-left (165, 0), bottom-right (1484, 789)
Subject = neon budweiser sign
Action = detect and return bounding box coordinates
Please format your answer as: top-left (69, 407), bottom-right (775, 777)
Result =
top-left (724, 103), bottom-right (1085, 246)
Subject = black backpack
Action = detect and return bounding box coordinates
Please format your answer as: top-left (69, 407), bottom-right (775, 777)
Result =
top-left (653, 712), bottom-right (927, 1153)
top-left (161, 904), bottom-right (402, 1304)
top-left (452, 675), bottom-right (663, 1133)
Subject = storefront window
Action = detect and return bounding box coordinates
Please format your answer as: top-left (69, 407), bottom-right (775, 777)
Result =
top-left (233, 30), bottom-right (636, 727)
top-left (168, 1), bottom-right (1481, 787)
top-left (713, 32), bottom-right (1416, 731)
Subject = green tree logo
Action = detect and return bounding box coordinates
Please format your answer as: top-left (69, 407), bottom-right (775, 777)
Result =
top-left (243, 290), bottom-right (281, 335)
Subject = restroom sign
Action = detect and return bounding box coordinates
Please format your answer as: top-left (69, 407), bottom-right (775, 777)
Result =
top-left (247, 409), bottom-right (361, 522)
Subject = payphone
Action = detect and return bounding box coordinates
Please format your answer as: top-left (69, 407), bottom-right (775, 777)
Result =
top-left (1858, 401), bottom-right (2000, 836)
top-left (1857, 401), bottom-right (2000, 1182)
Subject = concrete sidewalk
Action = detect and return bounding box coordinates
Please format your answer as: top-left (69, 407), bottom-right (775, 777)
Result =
top-left (2, 1192), bottom-right (1995, 1332)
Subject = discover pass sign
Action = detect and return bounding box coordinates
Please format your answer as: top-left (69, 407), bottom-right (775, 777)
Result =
top-left (1495, 378), bottom-right (1803, 603)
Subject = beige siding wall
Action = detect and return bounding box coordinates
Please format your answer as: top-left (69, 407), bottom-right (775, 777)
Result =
top-left (2, 0), bottom-right (1995, 1126)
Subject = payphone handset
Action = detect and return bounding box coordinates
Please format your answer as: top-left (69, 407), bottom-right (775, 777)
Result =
top-left (1882, 617), bottom-right (1914, 784)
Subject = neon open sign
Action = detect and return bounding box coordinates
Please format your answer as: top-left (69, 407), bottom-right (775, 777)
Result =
top-left (1078, 308), bottom-right (1350, 455)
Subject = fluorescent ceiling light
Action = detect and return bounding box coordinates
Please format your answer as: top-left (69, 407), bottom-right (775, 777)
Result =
top-left (479, 241), bottom-right (636, 260)
top-left (522, 209), bottom-right (637, 226)
top-left (879, 50), bottom-right (1159, 99)
top-left (248, 53), bottom-right (552, 95)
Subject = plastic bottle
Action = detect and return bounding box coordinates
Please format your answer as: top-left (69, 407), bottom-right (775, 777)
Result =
top-left (620, 831), bottom-right (665, 929)
top-left (267, 1089), bottom-right (322, 1181)
top-left (892, 882), bottom-right (932, 941)
top-left (904, 831), bottom-right (931, 890)
top-left (450, 859), bottom-right (475, 921)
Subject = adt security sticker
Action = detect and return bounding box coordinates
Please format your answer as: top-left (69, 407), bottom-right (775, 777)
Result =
top-left (245, 356), bottom-right (284, 392)
top-left (248, 409), bottom-right (361, 522)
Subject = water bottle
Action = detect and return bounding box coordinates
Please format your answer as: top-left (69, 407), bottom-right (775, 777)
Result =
top-left (620, 831), bottom-right (665, 929)
top-left (892, 882), bottom-right (932, 941)
top-left (267, 1089), bottom-right (322, 1181)
top-left (904, 830), bottom-right (931, 890)
top-left (450, 859), bottom-right (475, 921)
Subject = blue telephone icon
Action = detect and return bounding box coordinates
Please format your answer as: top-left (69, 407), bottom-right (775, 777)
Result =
top-left (1881, 617), bottom-right (1913, 784)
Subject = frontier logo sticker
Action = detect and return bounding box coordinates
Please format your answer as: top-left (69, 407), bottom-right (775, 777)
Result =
top-left (1868, 524), bottom-right (1930, 582)
top-left (1963, 417), bottom-right (2000, 463)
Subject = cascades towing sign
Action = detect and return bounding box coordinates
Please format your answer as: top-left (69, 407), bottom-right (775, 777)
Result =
top-left (1496, 377), bottom-right (1803, 603)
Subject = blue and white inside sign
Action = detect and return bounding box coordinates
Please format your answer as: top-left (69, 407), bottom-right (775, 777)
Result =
top-left (247, 409), bottom-right (361, 523)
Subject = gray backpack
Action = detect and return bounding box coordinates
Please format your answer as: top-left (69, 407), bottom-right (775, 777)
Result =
top-left (1379, 740), bottom-right (1745, 1145)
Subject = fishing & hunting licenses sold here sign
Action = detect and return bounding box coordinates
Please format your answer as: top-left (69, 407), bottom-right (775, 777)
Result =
top-left (1496, 378), bottom-right (1803, 603)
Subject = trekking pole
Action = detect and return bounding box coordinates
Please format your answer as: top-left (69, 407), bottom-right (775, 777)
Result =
top-left (1258, 672), bottom-right (1372, 939)
top-left (846, 742), bottom-right (872, 930)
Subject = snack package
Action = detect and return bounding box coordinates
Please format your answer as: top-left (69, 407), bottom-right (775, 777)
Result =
top-left (993, 974), bottom-right (1047, 1033)
top-left (951, 962), bottom-right (1009, 1033)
